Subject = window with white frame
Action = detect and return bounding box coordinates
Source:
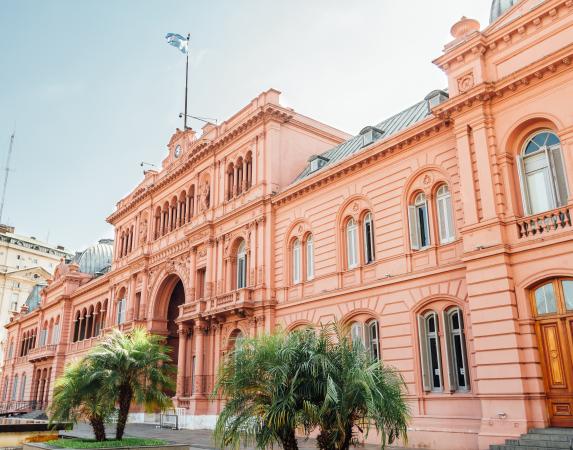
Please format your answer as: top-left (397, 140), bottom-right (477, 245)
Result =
top-left (367, 320), bottom-right (380, 361)
top-left (237, 240), bottom-right (247, 289)
top-left (7, 342), bottom-right (13, 359)
top-left (436, 185), bottom-right (455, 244)
top-left (350, 320), bottom-right (381, 361)
top-left (346, 218), bottom-right (359, 269)
top-left (52, 323), bottom-right (60, 345)
top-left (517, 131), bottom-right (568, 215)
top-left (292, 239), bottom-right (301, 284)
top-left (363, 212), bottom-right (375, 264)
top-left (350, 322), bottom-right (364, 346)
top-left (418, 308), bottom-right (470, 393)
top-left (39, 328), bottom-right (47, 347)
top-left (418, 311), bottom-right (442, 391)
top-left (306, 234), bottom-right (314, 280)
top-left (11, 375), bottom-right (18, 400)
top-left (444, 308), bottom-right (470, 391)
top-left (409, 193), bottom-right (430, 250)
top-left (117, 298), bottom-right (126, 325)
top-left (2, 378), bottom-right (7, 401)
top-left (19, 373), bottom-right (26, 401)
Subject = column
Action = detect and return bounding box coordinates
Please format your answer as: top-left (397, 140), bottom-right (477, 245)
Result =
top-left (128, 274), bottom-right (137, 321)
top-left (176, 325), bottom-right (188, 397)
top-left (472, 122), bottom-right (497, 220)
top-left (215, 238), bottom-right (223, 295)
top-left (455, 125), bottom-right (478, 226)
top-left (192, 321), bottom-right (205, 396)
top-left (205, 240), bottom-right (214, 298)
top-left (189, 247), bottom-right (197, 301)
top-left (140, 271), bottom-right (148, 320)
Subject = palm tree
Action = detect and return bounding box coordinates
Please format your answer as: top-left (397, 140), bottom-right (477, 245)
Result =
top-left (88, 327), bottom-right (175, 440)
top-left (49, 359), bottom-right (115, 441)
top-left (213, 329), bottom-right (329, 450)
top-left (314, 324), bottom-right (409, 450)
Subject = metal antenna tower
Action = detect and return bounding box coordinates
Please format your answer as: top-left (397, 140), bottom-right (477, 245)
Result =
top-left (0, 132), bottom-right (15, 225)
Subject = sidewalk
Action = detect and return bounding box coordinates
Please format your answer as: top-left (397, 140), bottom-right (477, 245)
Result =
top-left (63, 423), bottom-right (417, 450)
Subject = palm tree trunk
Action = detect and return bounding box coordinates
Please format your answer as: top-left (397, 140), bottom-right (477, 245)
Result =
top-left (339, 424), bottom-right (353, 450)
top-left (279, 428), bottom-right (299, 450)
top-left (316, 429), bottom-right (334, 450)
top-left (115, 383), bottom-right (132, 440)
top-left (90, 416), bottom-right (107, 442)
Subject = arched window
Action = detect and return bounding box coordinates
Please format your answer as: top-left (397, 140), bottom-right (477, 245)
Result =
top-left (236, 240), bottom-right (247, 289)
top-left (245, 151), bottom-right (253, 190)
top-left (19, 373), bottom-right (26, 401)
top-left (436, 185), bottom-right (455, 244)
top-left (236, 158), bottom-right (244, 196)
top-left (517, 131), bottom-right (568, 215)
top-left (227, 163), bottom-right (235, 200)
top-left (306, 234), bottom-right (314, 280)
top-left (2, 377), bottom-right (7, 400)
top-left (418, 311), bottom-right (442, 392)
top-left (11, 375), bottom-right (18, 401)
top-left (292, 239), bottom-right (301, 285)
top-left (53, 317), bottom-right (61, 344)
top-left (350, 322), bottom-right (364, 346)
top-left (350, 320), bottom-right (381, 361)
top-left (72, 311), bottom-right (80, 342)
top-left (367, 320), bottom-right (380, 361)
top-left (409, 193), bottom-right (430, 250)
top-left (445, 308), bottom-right (469, 391)
top-left (363, 212), bottom-right (375, 264)
top-left (117, 296), bottom-right (126, 325)
top-left (346, 218), bottom-right (359, 269)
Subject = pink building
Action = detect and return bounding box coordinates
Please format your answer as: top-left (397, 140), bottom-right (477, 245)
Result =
top-left (2, 1), bottom-right (573, 448)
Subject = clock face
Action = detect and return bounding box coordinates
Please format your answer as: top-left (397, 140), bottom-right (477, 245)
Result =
top-left (174, 145), bottom-right (181, 158)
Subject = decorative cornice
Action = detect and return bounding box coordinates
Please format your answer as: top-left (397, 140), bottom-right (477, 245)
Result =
top-left (434, 0), bottom-right (573, 71)
top-left (434, 43), bottom-right (573, 120)
top-left (107, 105), bottom-right (293, 224)
top-left (273, 115), bottom-right (449, 207)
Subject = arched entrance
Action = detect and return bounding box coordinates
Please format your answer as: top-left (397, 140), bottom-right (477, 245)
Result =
top-left (166, 279), bottom-right (185, 365)
top-left (530, 278), bottom-right (573, 427)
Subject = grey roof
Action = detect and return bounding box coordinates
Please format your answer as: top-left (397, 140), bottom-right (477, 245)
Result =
top-left (24, 283), bottom-right (47, 314)
top-left (78, 239), bottom-right (114, 276)
top-left (294, 97), bottom-right (434, 183)
top-left (490, 0), bottom-right (520, 23)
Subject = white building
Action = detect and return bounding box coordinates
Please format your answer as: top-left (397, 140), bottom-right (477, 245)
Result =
top-left (0, 225), bottom-right (72, 365)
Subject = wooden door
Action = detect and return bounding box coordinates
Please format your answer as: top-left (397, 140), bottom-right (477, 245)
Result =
top-left (532, 278), bottom-right (573, 427)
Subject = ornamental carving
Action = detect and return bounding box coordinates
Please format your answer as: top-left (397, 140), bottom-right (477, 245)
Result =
top-left (457, 72), bottom-right (474, 93)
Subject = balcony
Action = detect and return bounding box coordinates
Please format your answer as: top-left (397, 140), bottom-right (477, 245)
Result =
top-left (516, 206), bottom-right (572, 239)
top-left (209, 288), bottom-right (254, 314)
top-left (27, 344), bottom-right (56, 362)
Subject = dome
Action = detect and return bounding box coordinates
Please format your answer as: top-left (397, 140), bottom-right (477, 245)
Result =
top-left (24, 283), bottom-right (47, 314)
top-left (78, 239), bottom-right (114, 276)
top-left (490, 0), bottom-right (520, 23)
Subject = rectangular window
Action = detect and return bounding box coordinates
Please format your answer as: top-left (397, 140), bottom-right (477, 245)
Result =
top-left (563, 280), bottom-right (573, 311)
top-left (437, 195), bottom-right (455, 243)
top-left (292, 243), bottom-right (301, 284)
top-left (53, 324), bottom-right (60, 344)
top-left (117, 299), bottom-right (126, 324)
top-left (347, 224), bottom-right (358, 269)
top-left (363, 216), bottom-right (375, 264)
top-left (306, 238), bottom-right (314, 280)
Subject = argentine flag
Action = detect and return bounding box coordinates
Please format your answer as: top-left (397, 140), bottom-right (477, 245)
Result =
top-left (165, 33), bottom-right (189, 54)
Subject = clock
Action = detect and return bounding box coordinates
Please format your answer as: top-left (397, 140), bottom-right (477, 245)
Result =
top-left (174, 145), bottom-right (181, 158)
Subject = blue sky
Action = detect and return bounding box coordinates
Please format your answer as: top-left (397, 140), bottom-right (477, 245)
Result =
top-left (0, 0), bottom-right (490, 252)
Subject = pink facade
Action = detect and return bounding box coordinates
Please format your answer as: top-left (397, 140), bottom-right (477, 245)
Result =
top-left (2, 1), bottom-right (573, 448)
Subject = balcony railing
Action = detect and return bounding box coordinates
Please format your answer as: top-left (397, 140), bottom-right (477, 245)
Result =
top-left (27, 344), bottom-right (56, 362)
top-left (516, 206), bottom-right (572, 239)
top-left (211, 288), bottom-right (253, 310)
top-left (0, 400), bottom-right (46, 414)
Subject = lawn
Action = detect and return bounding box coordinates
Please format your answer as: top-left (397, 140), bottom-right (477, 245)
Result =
top-left (44, 438), bottom-right (168, 448)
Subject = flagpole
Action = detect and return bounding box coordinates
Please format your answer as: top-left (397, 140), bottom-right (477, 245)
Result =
top-left (184, 33), bottom-right (190, 130)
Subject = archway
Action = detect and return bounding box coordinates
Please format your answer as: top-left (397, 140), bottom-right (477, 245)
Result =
top-left (166, 279), bottom-right (185, 365)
